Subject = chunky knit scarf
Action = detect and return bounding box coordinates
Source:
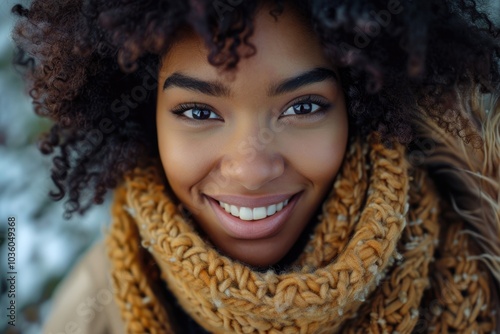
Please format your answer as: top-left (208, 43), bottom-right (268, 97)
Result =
top-left (106, 134), bottom-right (497, 333)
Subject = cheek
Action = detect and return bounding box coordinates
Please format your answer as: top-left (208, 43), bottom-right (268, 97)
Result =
top-left (157, 128), bottom-right (221, 196)
top-left (282, 120), bottom-right (349, 184)
top-left (291, 137), bottom-right (345, 182)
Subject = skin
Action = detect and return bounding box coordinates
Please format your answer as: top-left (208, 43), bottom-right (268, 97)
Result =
top-left (156, 4), bottom-right (349, 267)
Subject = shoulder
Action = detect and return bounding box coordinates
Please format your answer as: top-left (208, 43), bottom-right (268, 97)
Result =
top-left (42, 240), bottom-right (125, 334)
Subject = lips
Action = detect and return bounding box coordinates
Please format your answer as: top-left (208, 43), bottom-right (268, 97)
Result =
top-left (206, 193), bottom-right (301, 240)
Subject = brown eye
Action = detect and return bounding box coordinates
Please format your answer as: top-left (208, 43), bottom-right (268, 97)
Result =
top-left (282, 102), bottom-right (321, 116)
top-left (191, 108), bottom-right (213, 119)
top-left (172, 103), bottom-right (222, 120)
top-left (293, 103), bottom-right (313, 114)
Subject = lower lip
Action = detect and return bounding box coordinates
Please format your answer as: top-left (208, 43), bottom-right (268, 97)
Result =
top-left (206, 193), bottom-right (301, 240)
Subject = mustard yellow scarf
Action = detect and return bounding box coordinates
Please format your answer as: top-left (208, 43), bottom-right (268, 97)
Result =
top-left (106, 135), bottom-right (496, 333)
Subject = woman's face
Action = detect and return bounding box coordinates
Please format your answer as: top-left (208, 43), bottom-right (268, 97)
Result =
top-left (156, 5), bottom-right (349, 267)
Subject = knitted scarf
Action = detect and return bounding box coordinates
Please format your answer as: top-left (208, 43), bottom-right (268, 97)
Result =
top-left (106, 134), bottom-right (497, 333)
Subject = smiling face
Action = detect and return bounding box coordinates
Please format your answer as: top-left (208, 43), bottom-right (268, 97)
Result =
top-left (156, 4), bottom-right (349, 267)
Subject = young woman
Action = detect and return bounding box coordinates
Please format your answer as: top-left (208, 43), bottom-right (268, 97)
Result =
top-left (12, 0), bottom-right (500, 333)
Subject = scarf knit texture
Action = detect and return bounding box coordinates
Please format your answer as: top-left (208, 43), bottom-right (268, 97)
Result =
top-left (106, 133), bottom-right (498, 334)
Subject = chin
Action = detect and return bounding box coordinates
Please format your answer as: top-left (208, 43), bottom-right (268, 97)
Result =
top-left (215, 237), bottom-right (293, 269)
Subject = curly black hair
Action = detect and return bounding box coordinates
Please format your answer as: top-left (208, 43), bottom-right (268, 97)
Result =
top-left (11, 0), bottom-right (500, 218)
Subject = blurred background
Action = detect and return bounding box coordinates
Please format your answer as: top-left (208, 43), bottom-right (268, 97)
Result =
top-left (0, 1), bottom-right (499, 333)
top-left (0, 1), bottom-right (111, 333)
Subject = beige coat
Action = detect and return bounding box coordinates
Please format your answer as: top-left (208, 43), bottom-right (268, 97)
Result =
top-left (43, 241), bottom-right (125, 334)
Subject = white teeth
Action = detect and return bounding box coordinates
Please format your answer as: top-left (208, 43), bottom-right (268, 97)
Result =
top-left (218, 198), bottom-right (291, 221)
top-left (239, 207), bottom-right (253, 221)
top-left (266, 204), bottom-right (276, 216)
top-left (253, 207), bottom-right (267, 220)
top-left (230, 205), bottom-right (239, 216)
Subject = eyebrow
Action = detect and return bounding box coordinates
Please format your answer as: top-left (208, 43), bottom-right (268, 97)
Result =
top-left (162, 67), bottom-right (338, 97)
top-left (163, 73), bottom-right (231, 97)
top-left (268, 67), bottom-right (338, 96)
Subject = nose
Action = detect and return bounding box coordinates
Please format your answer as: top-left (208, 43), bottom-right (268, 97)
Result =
top-left (220, 128), bottom-right (285, 191)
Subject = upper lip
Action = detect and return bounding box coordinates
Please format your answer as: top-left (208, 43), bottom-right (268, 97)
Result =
top-left (207, 193), bottom-right (298, 208)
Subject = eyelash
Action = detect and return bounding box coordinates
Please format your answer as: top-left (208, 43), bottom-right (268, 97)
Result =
top-left (171, 95), bottom-right (332, 122)
top-left (171, 103), bottom-right (222, 121)
top-left (281, 95), bottom-right (331, 119)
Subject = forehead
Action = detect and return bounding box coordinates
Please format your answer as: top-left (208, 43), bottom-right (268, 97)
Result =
top-left (159, 4), bottom-right (331, 80)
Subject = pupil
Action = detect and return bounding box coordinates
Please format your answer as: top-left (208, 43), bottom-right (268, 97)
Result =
top-left (193, 108), bottom-right (210, 119)
top-left (294, 103), bottom-right (311, 114)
